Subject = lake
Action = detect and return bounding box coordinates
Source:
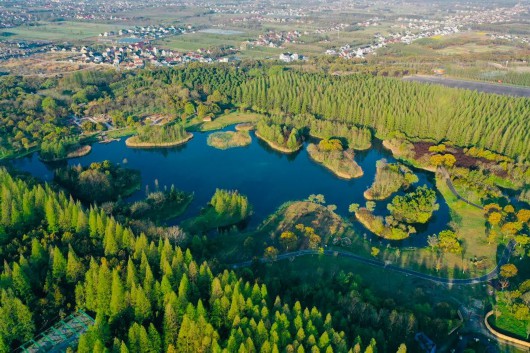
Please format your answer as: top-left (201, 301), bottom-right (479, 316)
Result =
top-left (9, 129), bottom-right (451, 247)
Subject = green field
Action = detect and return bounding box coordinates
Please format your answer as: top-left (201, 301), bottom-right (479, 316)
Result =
top-left (0, 21), bottom-right (124, 41)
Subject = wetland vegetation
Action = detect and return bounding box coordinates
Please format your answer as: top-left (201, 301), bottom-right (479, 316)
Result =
top-left (1, 64), bottom-right (530, 351)
top-left (207, 130), bottom-right (251, 150)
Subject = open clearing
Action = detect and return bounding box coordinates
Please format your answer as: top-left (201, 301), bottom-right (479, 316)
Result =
top-left (0, 21), bottom-right (124, 41)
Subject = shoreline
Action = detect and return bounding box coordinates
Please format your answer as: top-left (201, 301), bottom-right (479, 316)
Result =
top-left (381, 140), bottom-right (437, 173)
top-left (363, 189), bottom-right (396, 201)
top-left (235, 123), bottom-right (256, 131)
top-left (308, 131), bottom-right (371, 151)
top-left (306, 144), bottom-right (364, 179)
top-left (125, 133), bottom-right (194, 148)
top-left (39, 145), bottom-right (92, 163)
top-left (306, 150), bottom-right (363, 179)
top-left (254, 130), bottom-right (302, 154)
top-left (355, 210), bottom-right (410, 240)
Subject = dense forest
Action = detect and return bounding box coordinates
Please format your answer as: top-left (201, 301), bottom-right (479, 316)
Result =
top-left (0, 168), bottom-right (400, 353)
top-left (256, 120), bottom-right (302, 152)
top-left (2, 65), bottom-right (529, 162)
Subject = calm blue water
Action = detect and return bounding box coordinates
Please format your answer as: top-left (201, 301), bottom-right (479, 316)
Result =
top-left (9, 129), bottom-right (450, 247)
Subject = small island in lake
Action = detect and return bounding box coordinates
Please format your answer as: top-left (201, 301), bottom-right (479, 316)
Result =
top-left (387, 185), bottom-right (439, 224)
top-left (54, 160), bottom-right (141, 203)
top-left (126, 124), bottom-right (193, 148)
top-left (255, 120), bottom-right (303, 153)
top-left (364, 159), bottom-right (418, 200)
top-left (307, 139), bottom-right (363, 179)
top-left (207, 130), bottom-right (251, 150)
top-left (182, 189), bottom-right (252, 233)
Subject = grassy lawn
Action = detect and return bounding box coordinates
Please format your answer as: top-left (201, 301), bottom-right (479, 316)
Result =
top-left (433, 174), bottom-right (497, 272)
top-left (197, 112), bottom-right (265, 131)
top-left (1, 21), bottom-right (124, 41)
top-left (491, 302), bottom-right (529, 340)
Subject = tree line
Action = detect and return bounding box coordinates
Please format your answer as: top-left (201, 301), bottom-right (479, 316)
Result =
top-left (2, 65), bottom-right (530, 162)
top-left (0, 168), bottom-right (403, 353)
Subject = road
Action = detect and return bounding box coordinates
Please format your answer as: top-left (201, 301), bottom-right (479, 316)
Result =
top-left (439, 167), bottom-right (483, 209)
top-left (231, 240), bottom-right (516, 286)
top-left (403, 75), bottom-right (530, 98)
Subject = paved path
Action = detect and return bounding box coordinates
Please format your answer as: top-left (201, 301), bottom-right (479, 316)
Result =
top-left (231, 240), bottom-right (516, 286)
top-left (403, 75), bottom-right (530, 98)
top-left (439, 167), bottom-right (483, 209)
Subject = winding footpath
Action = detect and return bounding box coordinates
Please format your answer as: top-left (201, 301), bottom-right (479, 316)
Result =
top-left (439, 167), bottom-right (483, 209)
top-left (231, 240), bottom-right (516, 286)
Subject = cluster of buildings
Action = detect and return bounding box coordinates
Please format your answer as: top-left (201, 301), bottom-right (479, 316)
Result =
top-left (231, 15), bottom-right (305, 25)
top-left (245, 30), bottom-right (302, 49)
top-left (314, 23), bottom-right (350, 35)
top-left (0, 7), bottom-right (36, 28)
top-left (356, 18), bottom-right (381, 28)
top-left (327, 25), bottom-right (460, 59)
top-left (324, 1), bottom-right (528, 60)
top-left (488, 33), bottom-right (530, 46)
top-left (0, 0), bottom-right (141, 24)
top-left (202, 1), bottom-right (309, 18)
top-left (98, 25), bottom-right (194, 42)
top-left (0, 41), bottom-right (54, 61)
top-left (278, 52), bottom-right (306, 63)
top-left (59, 42), bottom-right (238, 69)
top-left (444, 3), bottom-right (528, 26)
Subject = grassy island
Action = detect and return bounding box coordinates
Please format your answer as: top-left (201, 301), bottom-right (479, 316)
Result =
top-left (66, 145), bottom-right (92, 158)
top-left (307, 139), bottom-right (363, 179)
top-left (355, 208), bottom-right (414, 240)
top-left (364, 160), bottom-right (418, 200)
top-left (255, 120), bottom-right (303, 153)
top-left (125, 124), bottom-right (193, 148)
top-left (126, 186), bottom-right (193, 223)
top-left (182, 189), bottom-right (252, 233)
top-left (207, 130), bottom-right (251, 150)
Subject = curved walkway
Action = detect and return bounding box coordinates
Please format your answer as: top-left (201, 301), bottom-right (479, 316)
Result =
top-left (484, 311), bottom-right (530, 348)
top-left (231, 240), bottom-right (516, 286)
top-left (439, 167), bottom-right (483, 209)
